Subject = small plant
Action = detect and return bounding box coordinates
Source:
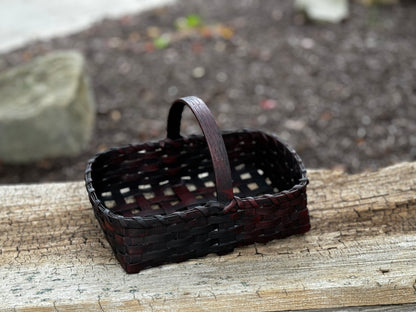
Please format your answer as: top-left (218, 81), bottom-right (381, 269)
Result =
top-left (153, 34), bottom-right (171, 49)
top-left (175, 14), bottom-right (203, 30)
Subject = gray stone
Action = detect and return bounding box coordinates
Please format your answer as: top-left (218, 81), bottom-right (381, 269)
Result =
top-left (0, 51), bottom-right (95, 163)
top-left (295, 0), bottom-right (349, 23)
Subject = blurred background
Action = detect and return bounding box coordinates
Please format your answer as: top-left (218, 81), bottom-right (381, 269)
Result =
top-left (0, 0), bottom-right (415, 184)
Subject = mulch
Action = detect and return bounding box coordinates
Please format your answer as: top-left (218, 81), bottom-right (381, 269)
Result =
top-left (0, 0), bottom-right (415, 184)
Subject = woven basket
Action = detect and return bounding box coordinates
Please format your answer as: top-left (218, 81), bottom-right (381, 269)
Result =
top-left (85, 96), bottom-right (310, 273)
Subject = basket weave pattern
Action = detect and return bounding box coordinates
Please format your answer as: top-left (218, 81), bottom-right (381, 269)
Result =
top-left (85, 96), bottom-right (310, 273)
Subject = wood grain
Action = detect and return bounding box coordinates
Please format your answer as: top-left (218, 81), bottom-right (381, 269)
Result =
top-left (1, 162), bottom-right (416, 311)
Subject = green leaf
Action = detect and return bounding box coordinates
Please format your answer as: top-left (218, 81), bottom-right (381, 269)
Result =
top-left (186, 14), bottom-right (202, 28)
top-left (153, 35), bottom-right (170, 49)
top-left (175, 14), bottom-right (203, 30)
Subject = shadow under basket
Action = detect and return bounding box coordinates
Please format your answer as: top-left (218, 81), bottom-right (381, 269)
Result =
top-left (85, 96), bottom-right (310, 273)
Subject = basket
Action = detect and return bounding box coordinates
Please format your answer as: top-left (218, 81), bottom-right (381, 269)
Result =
top-left (85, 96), bottom-right (310, 273)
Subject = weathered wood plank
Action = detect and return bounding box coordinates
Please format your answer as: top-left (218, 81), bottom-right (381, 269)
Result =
top-left (298, 303), bottom-right (416, 312)
top-left (1, 162), bottom-right (416, 311)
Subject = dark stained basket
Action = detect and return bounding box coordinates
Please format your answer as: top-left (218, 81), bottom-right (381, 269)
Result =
top-left (85, 96), bottom-right (310, 273)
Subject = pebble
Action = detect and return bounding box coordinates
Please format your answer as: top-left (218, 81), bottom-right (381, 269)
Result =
top-left (214, 41), bottom-right (227, 53)
top-left (228, 89), bottom-right (242, 99)
top-left (216, 72), bottom-right (228, 82)
top-left (361, 115), bottom-right (371, 125)
top-left (301, 38), bottom-right (315, 49)
top-left (107, 37), bottom-right (123, 49)
top-left (168, 86), bottom-right (178, 96)
top-left (272, 10), bottom-right (283, 21)
top-left (146, 26), bottom-right (160, 38)
top-left (164, 48), bottom-right (179, 64)
top-left (260, 99), bottom-right (277, 110)
top-left (110, 110), bottom-right (122, 122)
top-left (257, 115), bottom-right (267, 125)
top-left (118, 62), bottom-right (131, 74)
top-left (192, 66), bottom-right (206, 78)
top-left (255, 85), bottom-right (265, 95)
top-left (357, 127), bottom-right (366, 138)
top-left (284, 119), bottom-right (306, 131)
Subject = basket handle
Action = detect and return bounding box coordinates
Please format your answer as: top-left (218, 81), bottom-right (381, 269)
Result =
top-left (167, 96), bottom-right (234, 205)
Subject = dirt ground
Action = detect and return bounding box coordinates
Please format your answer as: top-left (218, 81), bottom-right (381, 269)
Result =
top-left (0, 0), bottom-right (415, 184)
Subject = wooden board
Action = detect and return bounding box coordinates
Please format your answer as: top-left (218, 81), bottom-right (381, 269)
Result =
top-left (1, 162), bottom-right (416, 311)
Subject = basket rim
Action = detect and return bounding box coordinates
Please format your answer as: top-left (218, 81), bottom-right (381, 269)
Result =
top-left (84, 129), bottom-right (308, 224)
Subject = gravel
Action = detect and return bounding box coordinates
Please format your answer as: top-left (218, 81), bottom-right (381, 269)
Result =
top-left (0, 0), bottom-right (415, 184)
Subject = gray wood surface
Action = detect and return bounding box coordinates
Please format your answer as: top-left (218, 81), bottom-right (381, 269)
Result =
top-left (1, 162), bottom-right (416, 311)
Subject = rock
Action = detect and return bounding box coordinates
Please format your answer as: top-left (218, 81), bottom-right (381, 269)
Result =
top-left (295, 0), bottom-right (349, 23)
top-left (0, 51), bottom-right (95, 163)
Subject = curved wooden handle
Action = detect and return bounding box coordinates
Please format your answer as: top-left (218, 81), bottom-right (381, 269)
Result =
top-left (167, 96), bottom-right (234, 205)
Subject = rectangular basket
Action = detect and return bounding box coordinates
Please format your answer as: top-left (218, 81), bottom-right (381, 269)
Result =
top-left (85, 96), bottom-right (310, 273)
